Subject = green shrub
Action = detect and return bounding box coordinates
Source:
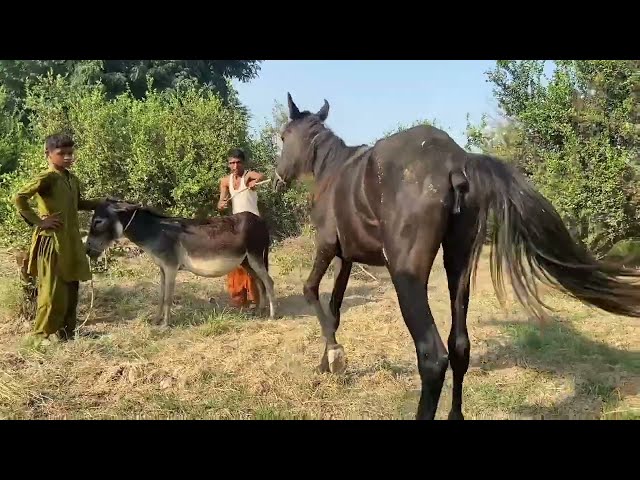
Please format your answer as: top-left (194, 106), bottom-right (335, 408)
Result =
top-left (0, 74), bottom-right (311, 249)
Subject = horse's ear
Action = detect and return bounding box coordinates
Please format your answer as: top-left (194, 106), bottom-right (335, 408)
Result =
top-left (287, 92), bottom-right (301, 120)
top-left (317, 99), bottom-right (329, 122)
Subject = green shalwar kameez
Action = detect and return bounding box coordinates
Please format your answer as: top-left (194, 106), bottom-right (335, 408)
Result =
top-left (14, 166), bottom-right (100, 339)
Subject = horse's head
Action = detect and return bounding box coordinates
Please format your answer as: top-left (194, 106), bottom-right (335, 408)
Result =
top-left (273, 92), bottom-right (330, 192)
top-left (85, 198), bottom-right (137, 259)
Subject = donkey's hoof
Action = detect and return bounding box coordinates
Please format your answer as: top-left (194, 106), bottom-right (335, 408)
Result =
top-left (327, 345), bottom-right (346, 374)
top-left (316, 356), bottom-right (330, 374)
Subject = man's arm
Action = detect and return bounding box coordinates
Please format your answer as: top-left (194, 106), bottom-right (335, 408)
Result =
top-left (245, 170), bottom-right (265, 190)
top-left (13, 173), bottom-right (62, 230)
top-left (217, 176), bottom-right (230, 211)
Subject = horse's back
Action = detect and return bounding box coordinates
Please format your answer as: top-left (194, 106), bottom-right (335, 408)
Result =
top-left (374, 124), bottom-right (467, 169)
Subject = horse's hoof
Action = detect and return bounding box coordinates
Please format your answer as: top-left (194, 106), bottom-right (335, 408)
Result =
top-left (448, 410), bottom-right (464, 420)
top-left (327, 344), bottom-right (346, 374)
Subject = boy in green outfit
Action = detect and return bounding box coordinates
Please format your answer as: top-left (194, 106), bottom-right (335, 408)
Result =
top-left (14, 133), bottom-right (103, 341)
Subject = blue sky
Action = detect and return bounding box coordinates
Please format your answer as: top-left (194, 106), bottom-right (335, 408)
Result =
top-left (231, 60), bottom-right (507, 148)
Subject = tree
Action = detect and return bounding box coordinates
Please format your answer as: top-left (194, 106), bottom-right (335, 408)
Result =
top-left (0, 60), bottom-right (262, 113)
top-left (466, 60), bottom-right (640, 254)
top-left (382, 117), bottom-right (442, 139)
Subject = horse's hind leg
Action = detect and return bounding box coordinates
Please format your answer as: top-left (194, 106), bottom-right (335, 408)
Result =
top-left (245, 253), bottom-right (276, 319)
top-left (442, 212), bottom-right (476, 420)
top-left (385, 209), bottom-right (449, 420)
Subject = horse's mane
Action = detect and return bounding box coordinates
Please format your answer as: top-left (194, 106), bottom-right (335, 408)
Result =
top-left (297, 114), bottom-right (370, 174)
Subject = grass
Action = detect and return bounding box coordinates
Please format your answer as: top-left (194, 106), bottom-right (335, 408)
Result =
top-left (0, 236), bottom-right (638, 420)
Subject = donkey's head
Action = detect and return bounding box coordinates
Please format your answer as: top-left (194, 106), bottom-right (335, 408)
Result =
top-left (273, 92), bottom-right (330, 192)
top-left (85, 199), bottom-right (137, 259)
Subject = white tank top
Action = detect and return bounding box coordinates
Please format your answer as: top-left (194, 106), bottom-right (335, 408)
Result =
top-left (229, 172), bottom-right (260, 217)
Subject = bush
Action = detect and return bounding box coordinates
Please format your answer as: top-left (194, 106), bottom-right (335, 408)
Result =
top-left (0, 74), bottom-right (310, 249)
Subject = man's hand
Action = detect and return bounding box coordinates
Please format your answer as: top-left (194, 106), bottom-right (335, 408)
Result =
top-left (217, 198), bottom-right (228, 211)
top-left (40, 213), bottom-right (63, 231)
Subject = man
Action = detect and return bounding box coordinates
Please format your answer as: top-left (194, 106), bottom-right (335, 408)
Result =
top-left (217, 148), bottom-right (265, 308)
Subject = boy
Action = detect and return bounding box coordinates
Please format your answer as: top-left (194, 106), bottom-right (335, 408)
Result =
top-left (14, 133), bottom-right (102, 342)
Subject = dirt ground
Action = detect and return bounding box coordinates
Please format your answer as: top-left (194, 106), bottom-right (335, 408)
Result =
top-left (0, 237), bottom-right (638, 420)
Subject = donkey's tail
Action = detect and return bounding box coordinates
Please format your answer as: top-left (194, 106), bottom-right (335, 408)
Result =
top-left (461, 153), bottom-right (640, 320)
top-left (263, 243), bottom-right (269, 273)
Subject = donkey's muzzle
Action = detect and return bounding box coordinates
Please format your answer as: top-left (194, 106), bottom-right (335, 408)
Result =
top-left (85, 244), bottom-right (102, 259)
top-left (272, 171), bottom-right (287, 193)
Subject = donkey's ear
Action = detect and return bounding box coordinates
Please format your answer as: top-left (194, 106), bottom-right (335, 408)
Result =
top-left (287, 92), bottom-right (301, 120)
top-left (317, 99), bottom-right (329, 122)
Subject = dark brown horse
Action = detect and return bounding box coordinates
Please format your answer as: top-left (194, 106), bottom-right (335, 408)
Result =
top-left (273, 92), bottom-right (640, 420)
top-left (85, 200), bottom-right (275, 326)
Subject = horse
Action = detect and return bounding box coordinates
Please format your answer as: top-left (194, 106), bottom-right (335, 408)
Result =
top-left (272, 92), bottom-right (640, 420)
top-left (84, 199), bottom-right (276, 326)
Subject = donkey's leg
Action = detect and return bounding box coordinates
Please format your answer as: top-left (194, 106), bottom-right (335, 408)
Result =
top-left (153, 267), bottom-right (166, 325)
top-left (242, 260), bottom-right (268, 313)
top-left (160, 267), bottom-right (178, 327)
top-left (317, 257), bottom-right (352, 373)
top-left (245, 253), bottom-right (276, 319)
top-left (442, 213), bottom-right (476, 420)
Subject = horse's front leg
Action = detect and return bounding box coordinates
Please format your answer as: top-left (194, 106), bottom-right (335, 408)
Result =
top-left (303, 245), bottom-right (346, 374)
top-left (315, 257), bottom-right (352, 373)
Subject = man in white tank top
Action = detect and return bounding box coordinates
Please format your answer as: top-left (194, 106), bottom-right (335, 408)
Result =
top-left (217, 148), bottom-right (263, 217)
top-left (217, 148), bottom-right (265, 308)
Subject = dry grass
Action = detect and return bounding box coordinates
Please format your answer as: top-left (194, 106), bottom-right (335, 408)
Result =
top-left (0, 236), bottom-right (638, 420)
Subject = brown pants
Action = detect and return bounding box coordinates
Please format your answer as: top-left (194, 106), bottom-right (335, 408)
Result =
top-left (226, 266), bottom-right (260, 307)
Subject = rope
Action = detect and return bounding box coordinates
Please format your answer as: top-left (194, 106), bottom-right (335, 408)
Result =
top-left (227, 178), bottom-right (270, 201)
top-left (75, 208), bottom-right (136, 338)
top-left (76, 258), bottom-right (95, 337)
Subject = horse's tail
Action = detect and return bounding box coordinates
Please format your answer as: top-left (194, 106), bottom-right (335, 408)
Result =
top-left (460, 152), bottom-right (640, 320)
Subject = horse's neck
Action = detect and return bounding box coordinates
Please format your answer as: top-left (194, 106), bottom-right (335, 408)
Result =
top-left (312, 132), bottom-right (363, 181)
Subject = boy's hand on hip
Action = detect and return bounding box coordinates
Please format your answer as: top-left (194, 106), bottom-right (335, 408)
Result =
top-left (40, 213), bottom-right (63, 231)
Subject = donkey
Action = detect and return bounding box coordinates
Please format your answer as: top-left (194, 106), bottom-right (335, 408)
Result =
top-left (273, 92), bottom-right (640, 420)
top-left (85, 199), bottom-right (276, 326)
